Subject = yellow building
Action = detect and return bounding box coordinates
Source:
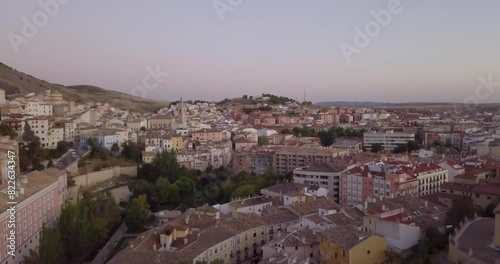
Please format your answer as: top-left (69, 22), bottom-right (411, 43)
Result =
top-left (320, 227), bottom-right (387, 264)
top-left (171, 134), bottom-right (184, 151)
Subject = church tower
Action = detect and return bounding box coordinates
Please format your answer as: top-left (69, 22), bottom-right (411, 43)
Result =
top-left (178, 97), bottom-right (187, 126)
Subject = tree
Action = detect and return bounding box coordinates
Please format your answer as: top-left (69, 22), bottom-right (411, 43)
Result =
top-left (111, 142), bottom-right (120, 156)
top-left (125, 195), bottom-right (150, 232)
top-left (155, 177), bottom-right (171, 206)
top-left (47, 159), bottom-right (54, 168)
top-left (432, 140), bottom-right (442, 147)
top-left (22, 123), bottom-right (39, 143)
top-left (56, 140), bottom-right (70, 156)
top-left (392, 144), bottom-right (408, 154)
top-left (371, 143), bottom-right (383, 153)
top-left (24, 226), bottom-right (64, 264)
top-left (483, 199), bottom-right (499, 217)
top-left (121, 141), bottom-right (141, 162)
top-left (318, 130), bottom-right (335, 147)
top-left (58, 198), bottom-right (108, 264)
top-left (87, 137), bottom-right (99, 157)
top-left (140, 126), bottom-right (147, 132)
top-left (0, 123), bottom-right (16, 138)
top-left (281, 128), bottom-right (292, 135)
top-left (447, 196), bottom-right (478, 227)
top-left (407, 140), bottom-right (419, 151)
top-left (232, 184), bottom-right (256, 198)
top-left (258, 136), bottom-right (269, 146)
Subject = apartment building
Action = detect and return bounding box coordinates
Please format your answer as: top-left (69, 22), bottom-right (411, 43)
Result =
top-left (64, 119), bottom-right (77, 144)
top-left (79, 129), bottom-right (121, 151)
top-left (25, 100), bottom-right (53, 117)
top-left (409, 164), bottom-right (448, 196)
top-left (0, 168), bottom-right (67, 264)
top-left (273, 147), bottom-right (348, 175)
top-left (363, 130), bottom-right (415, 151)
top-left (339, 164), bottom-right (418, 206)
top-left (47, 122), bottom-right (65, 149)
top-left (294, 160), bottom-right (356, 204)
top-left (249, 148), bottom-right (275, 175)
top-left (26, 118), bottom-right (49, 148)
top-left (191, 129), bottom-right (225, 143)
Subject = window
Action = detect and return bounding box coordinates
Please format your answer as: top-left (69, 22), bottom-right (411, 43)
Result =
top-left (295, 246), bottom-right (298, 250)
top-left (342, 250), bottom-right (346, 257)
top-left (367, 250), bottom-right (371, 254)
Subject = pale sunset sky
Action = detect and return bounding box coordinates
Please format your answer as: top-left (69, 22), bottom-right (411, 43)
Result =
top-left (1, 0), bottom-right (499, 103)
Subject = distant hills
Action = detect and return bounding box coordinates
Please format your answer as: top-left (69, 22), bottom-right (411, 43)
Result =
top-left (314, 101), bottom-right (498, 109)
top-left (0, 62), bottom-right (169, 113)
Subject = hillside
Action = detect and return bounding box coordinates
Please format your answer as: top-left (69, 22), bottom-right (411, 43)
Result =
top-left (0, 62), bottom-right (168, 113)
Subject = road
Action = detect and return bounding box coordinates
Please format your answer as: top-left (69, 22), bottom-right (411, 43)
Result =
top-left (55, 147), bottom-right (87, 170)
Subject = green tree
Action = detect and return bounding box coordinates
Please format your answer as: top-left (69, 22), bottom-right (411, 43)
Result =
top-left (232, 184), bottom-right (257, 198)
top-left (155, 177), bottom-right (171, 206)
top-left (125, 195), bottom-right (150, 232)
top-left (371, 143), bottom-right (383, 153)
top-left (483, 199), bottom-right (499, 217)
top-left (59, 199), bottom-right (108, 264)
top-left (258, 136), bottom-right (269, 146)
top-left (121, 141), bottom-right (141, 161)
top-left (47, 159), bottom-right (54, 168)
top-left (317, 130), bottom-right (335, 147)
top-left (111, 142), bottom-right (120, 156)
top-left (0, 123), bottom-right (16, 138)
top-left (447, 196), bottom-right (478, 227)
top-left (87, 137), bottom-right (99, 157)
top-left (24, 226), bottom-right (64, 264)
top-left (56, 140), bottom-right (70, 156)
top-left (140, 126), bottom-right (147, 132)
top-left (281, 128), bottom-right (292, 135)
top-left (393, 144), bottom-right (408, 154)
top-left (22, 123), bottom-right (39, 143)
top-left (407, 140), bottom-right (419, 151)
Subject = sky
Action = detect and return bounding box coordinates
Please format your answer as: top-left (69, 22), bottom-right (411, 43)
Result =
top-left (1, 0), bottom-right (500, 103)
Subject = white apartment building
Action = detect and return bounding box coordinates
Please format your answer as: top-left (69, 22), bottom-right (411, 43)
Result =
top-left (293, 161), bottom-right (355, 204)
top-left (25, 101), bottom-right (53, 117)
top-left (80, 130), bottom-right (121, 151)
top-left (64, 120), bottom-right (77, 144)
top-left (410, 164), bottom-right (448, 196)
top-left (363, 130), bottom-right (415, 151)
top-left (48, 126), bottom-right (65, 149)
top-left (26, 118), bottom-right (49, 148)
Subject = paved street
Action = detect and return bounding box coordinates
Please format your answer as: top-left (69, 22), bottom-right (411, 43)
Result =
top-left (55, 147), bottom-right (87, 170)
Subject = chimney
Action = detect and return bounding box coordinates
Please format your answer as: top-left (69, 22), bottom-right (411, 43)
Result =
top-left (184, 237), bottom-right (188, 245)
top-left (382, 205), bottom-right (386, 212)
top-left (425, 201), bottom-right (428, 208)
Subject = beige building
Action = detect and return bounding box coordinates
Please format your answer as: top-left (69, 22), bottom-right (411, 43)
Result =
top-left (191, 129), bottom-right (225, 143)
top-left (147, 115), bottom-right (175, 129)
top-left (274, 147), bottom-right (349, 175)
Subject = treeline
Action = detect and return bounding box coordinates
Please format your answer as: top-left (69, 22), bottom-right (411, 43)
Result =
top-left (25, 192), bottom-right (120, 264)
top-left (242, 106), bottom-right (273, 114)
top-left (127, 150), bottom-right (289, 219)
top-left (262, 93), bottom-right (296, 104)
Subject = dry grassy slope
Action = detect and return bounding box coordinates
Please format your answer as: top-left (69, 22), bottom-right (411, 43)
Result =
top-left (0, 62), bottom-right (169, 113)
